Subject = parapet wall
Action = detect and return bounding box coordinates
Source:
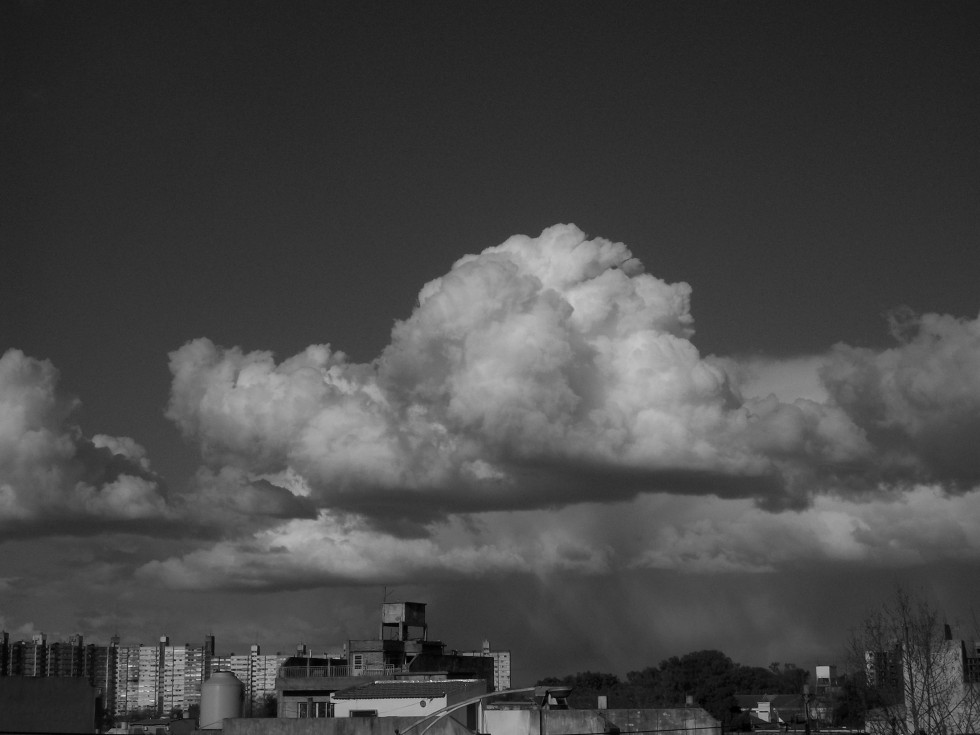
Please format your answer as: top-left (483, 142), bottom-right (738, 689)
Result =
top-left (550, 708), bottom-right (720, 735)
top-left (484, 707), bottom-right (720, 735)
top-left (225, 716), bottom-right (471, 735)
top-left (224, 707), bottom-right (720, 735)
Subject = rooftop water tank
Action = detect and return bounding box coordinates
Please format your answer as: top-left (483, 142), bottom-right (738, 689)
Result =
top-left (199, 671), bottom-right (243, 729)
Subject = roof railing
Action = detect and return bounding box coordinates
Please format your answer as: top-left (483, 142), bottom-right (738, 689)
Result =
top-left (277, 664), bottom-right (400, 678)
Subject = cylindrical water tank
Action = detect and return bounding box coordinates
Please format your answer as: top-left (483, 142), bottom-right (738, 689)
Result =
top-left (200, 671), bottom-right (244, 729)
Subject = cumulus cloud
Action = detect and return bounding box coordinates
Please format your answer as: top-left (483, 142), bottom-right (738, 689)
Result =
top-left (0, 349), bottom-right (173, 533)
top-left (148, 225), bottom-right (980, 590)
top-left (167, 224), bottom-right (877, 519)
top-left (821, 308), bottom-right (980, 487)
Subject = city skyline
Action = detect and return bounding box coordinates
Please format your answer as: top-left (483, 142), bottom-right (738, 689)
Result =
top-left (4, 2), bottom-right (980, 687)
top-left (1, 603), bottom-right (513, 718)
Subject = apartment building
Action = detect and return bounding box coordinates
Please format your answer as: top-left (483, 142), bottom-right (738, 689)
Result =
top-left (9, 633), bottom-right (49, 677)
top-left (1, 631), bottom-right (119, 716)
top-left (459, 639), bottom-right (512, 690)
top-left (865, 632), bottom-right (980, 735)
top-left (114, 636), bottom-right (215, 716)
top-left (47, 634), bottom-right (85, 677)
top-left (213, 644), bottom-right (288, 715)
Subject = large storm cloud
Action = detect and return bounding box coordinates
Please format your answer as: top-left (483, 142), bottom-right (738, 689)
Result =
top-left (165, 225), bottom-right (887, 522)
top-left (8, 225), bottom-right (980, 591)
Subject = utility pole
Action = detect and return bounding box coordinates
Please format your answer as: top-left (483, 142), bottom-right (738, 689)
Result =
top-left (803, 684), bottom-right (811, 735)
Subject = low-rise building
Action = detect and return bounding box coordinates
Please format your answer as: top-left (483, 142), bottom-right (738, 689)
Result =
top-left (331, 679), bottom-right (486, 721)
top-left (224, 689), bottom-right (721, 735)
top-left (276, 602), bottom-right (495, 718)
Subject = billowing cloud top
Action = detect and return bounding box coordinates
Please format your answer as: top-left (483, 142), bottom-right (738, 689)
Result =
top-left (166, 225), bottom-right (771, 521)
top-left (164, 224), bottom-right (977, 522)
top-left (8, 225), bottom-right (980, 591)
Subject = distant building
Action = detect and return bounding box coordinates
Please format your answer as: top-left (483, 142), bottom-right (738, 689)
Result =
top-left (7, 633), bottom-right (50, 677)
top-left (866, 646), bottom-right (903, 692)
top-left (115, 636), bottom-right (215, 716)
top-left (276, 602), bottom-right (496, 718)
top-left (47, 634), bottom-right (85, 677)
top-left (347, 603), bottom-right (495, 685)
top-left (458, 639), bottom-right (511, 690)
top-left (864, 630), bottom-right (980, 735)
top-left (814, 664), bottom-right (838, 694)
top-left (213, 644), bottom-right (288, 715)
top-left (1, 630), bottom-right (118, 714)
top-left (86, 637), bottom-right (120, 714)
top-left (115, 642), bottom-right (142, 714)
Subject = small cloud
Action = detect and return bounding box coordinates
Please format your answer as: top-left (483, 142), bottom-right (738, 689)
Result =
top-left (0, 349), bottom-right (175, 535)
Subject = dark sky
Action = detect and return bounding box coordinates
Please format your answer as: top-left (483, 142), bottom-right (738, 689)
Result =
top-left (2, 1), bottom-right (980, 685)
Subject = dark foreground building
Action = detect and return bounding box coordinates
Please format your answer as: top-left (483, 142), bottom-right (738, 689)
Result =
top-left (0, 676), bottom-right (100, 733)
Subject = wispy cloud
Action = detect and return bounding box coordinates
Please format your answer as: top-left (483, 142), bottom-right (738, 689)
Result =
top-left (138, 485), bottom-right (980, 590)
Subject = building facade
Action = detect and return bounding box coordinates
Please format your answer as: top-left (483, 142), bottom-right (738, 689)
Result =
top-left (277, 602), bottom-right (498, 719)
top-left (330, 679), bottom-right (486, 719)
top-left (213, 645), bottom-right (288, 716)
top-left (866, 634), bottom-right (980, 735)
top-left (114, 636), bottom-right (215, 717)
top-left (459, 640), bottom-right (511, 690)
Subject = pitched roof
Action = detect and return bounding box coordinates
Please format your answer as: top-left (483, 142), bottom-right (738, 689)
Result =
top-left (332, 680), bottom-right (482, 700)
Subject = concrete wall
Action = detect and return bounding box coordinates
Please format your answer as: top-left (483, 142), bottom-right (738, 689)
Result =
top-left (224, 706), bottom-right (720, 735)
top-left (225, 715), bottom-right (471, 735)
top-left (482, 707), bottom-right (721, 735)
top-left (333, 696), bottom-right (445, 718)
top-left (554, 708), bottom-right (720, 735)
top-left (481, 708), bottom-right (530, 735)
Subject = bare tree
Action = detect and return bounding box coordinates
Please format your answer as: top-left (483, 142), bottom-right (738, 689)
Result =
top-left (846, 587), bottom-right (980, 735)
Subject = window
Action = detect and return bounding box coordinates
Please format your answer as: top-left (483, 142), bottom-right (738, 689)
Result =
top-left (965, 656), bottom-right (980, 683)
top-left (298, 701), bottom-right (328, 718)
top-left (350, 710), bottom-right (378, 718)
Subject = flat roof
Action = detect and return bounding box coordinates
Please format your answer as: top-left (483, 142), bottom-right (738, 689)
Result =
top-left (332, 680), bottom-right (483, 700)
